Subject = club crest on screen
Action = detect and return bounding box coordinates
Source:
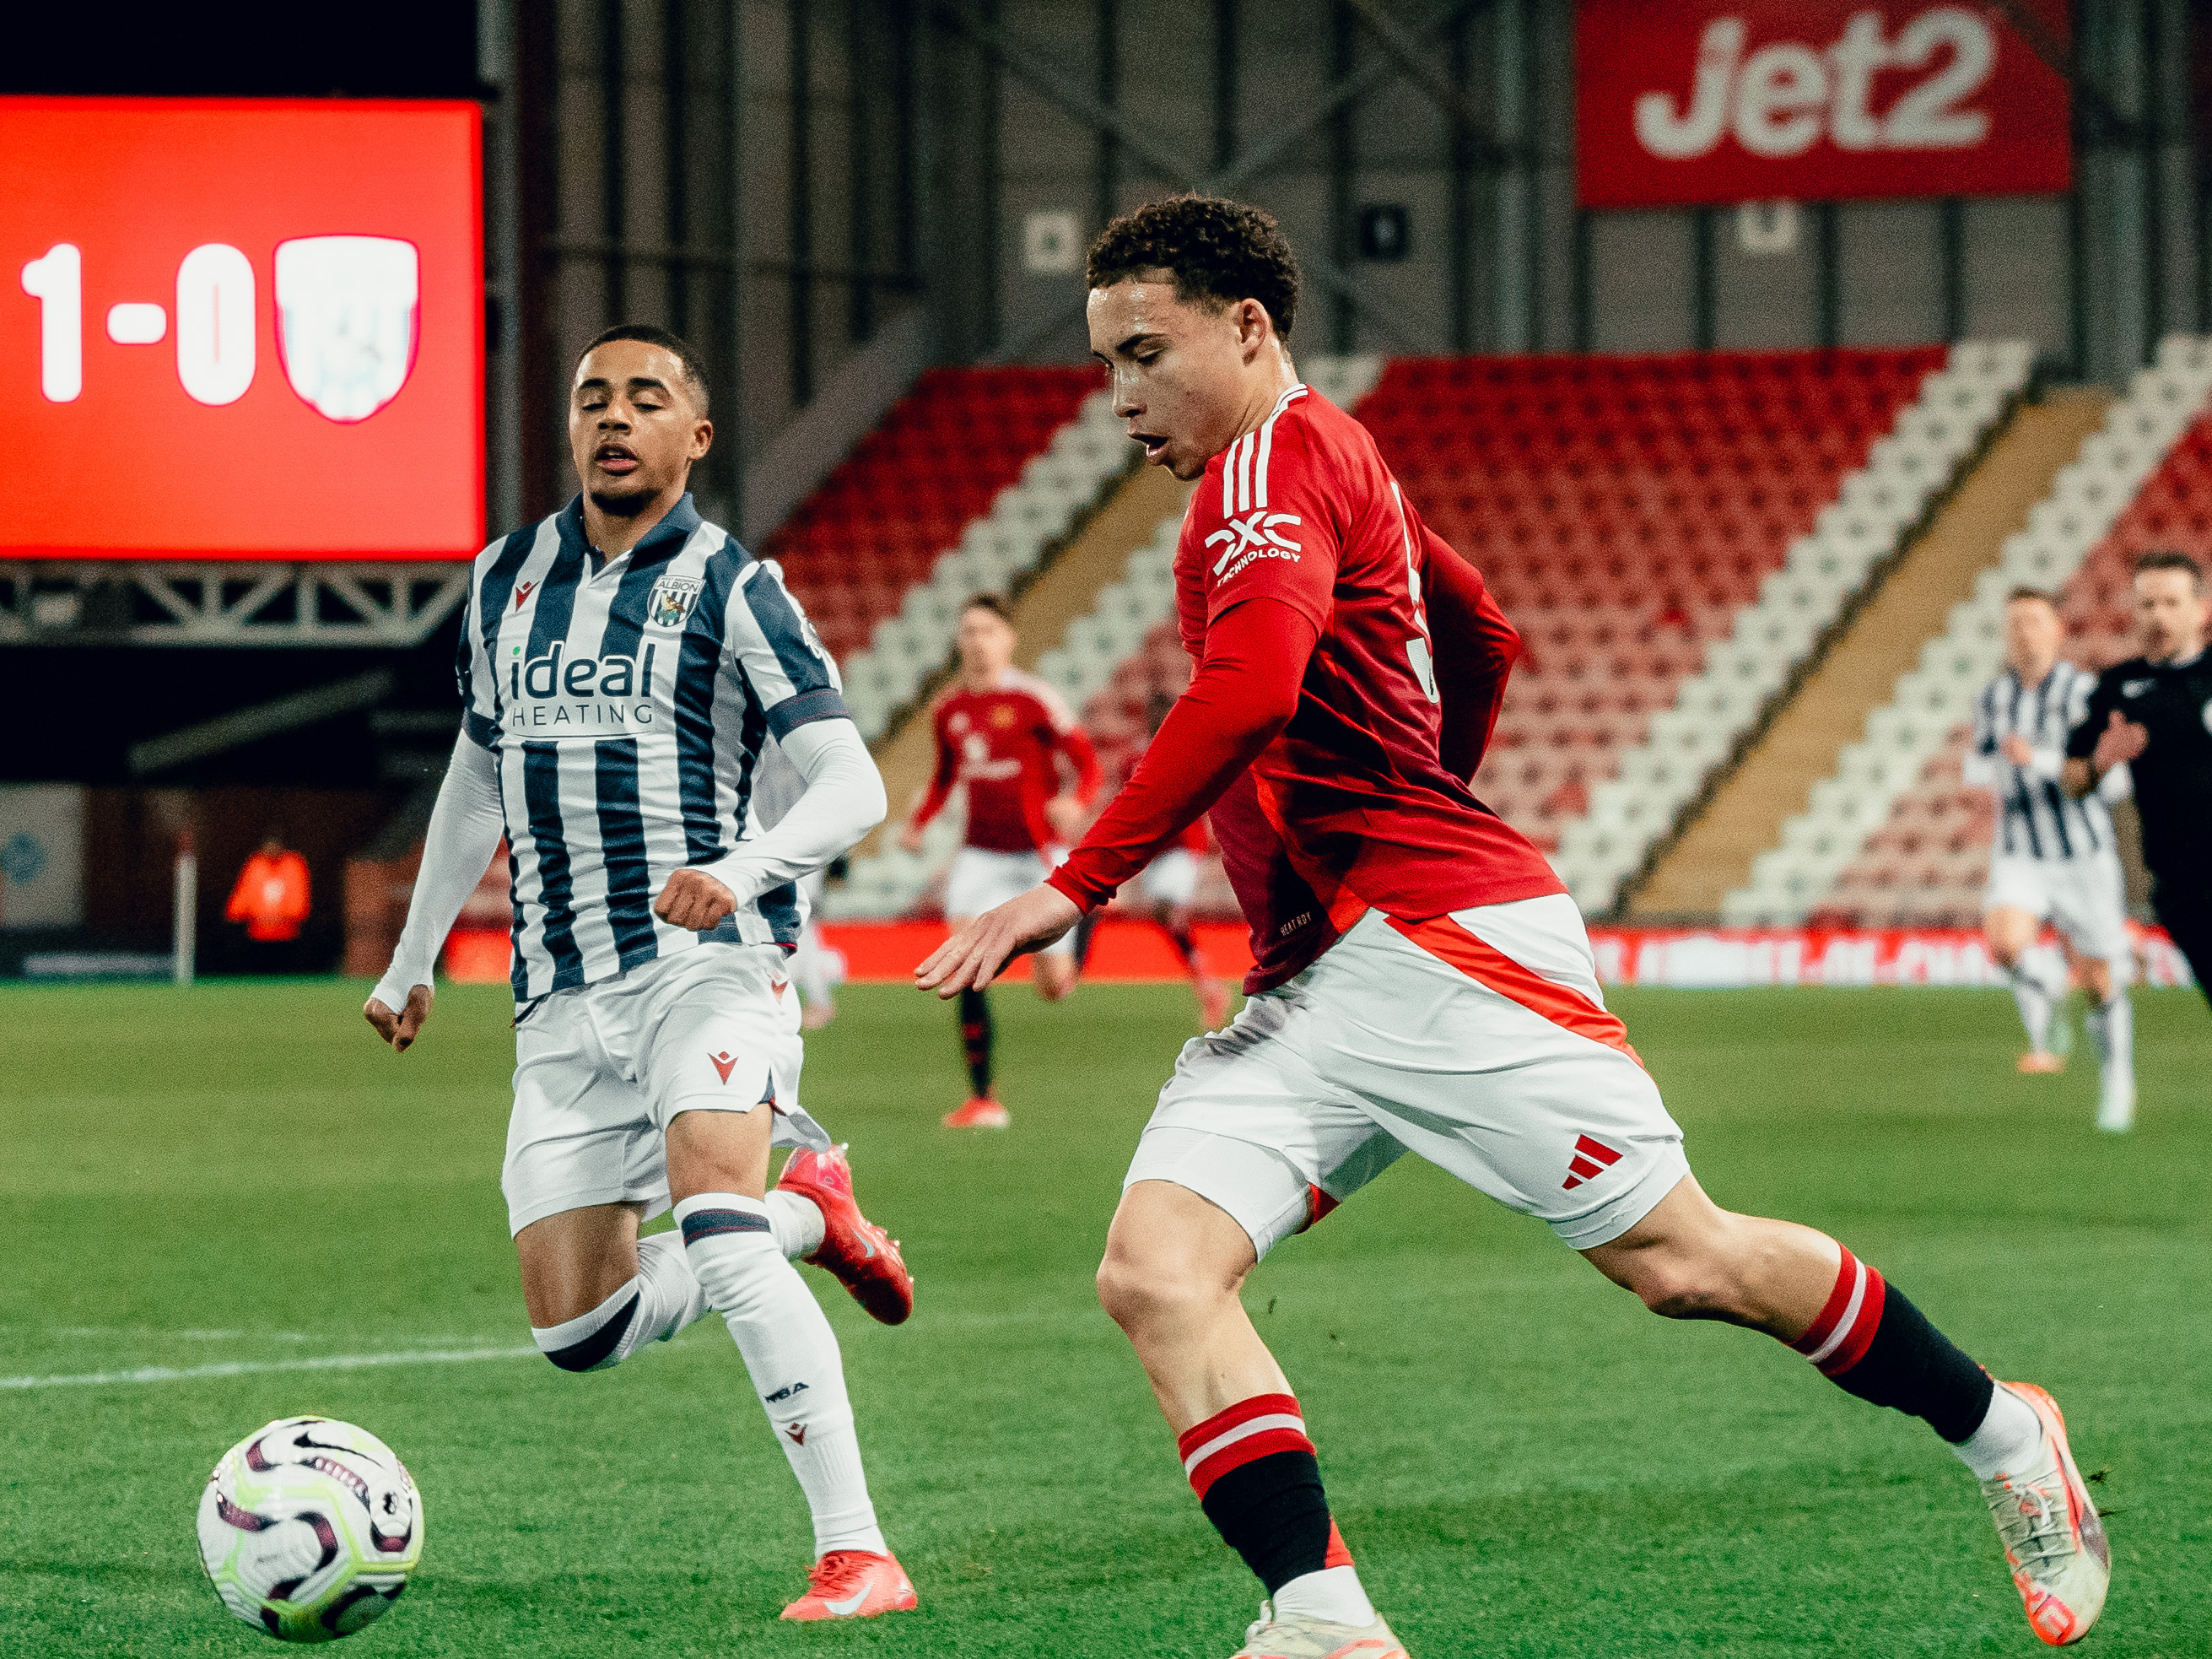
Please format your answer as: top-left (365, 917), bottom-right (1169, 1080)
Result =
top-left (273, 235), bottom-right (422, 424)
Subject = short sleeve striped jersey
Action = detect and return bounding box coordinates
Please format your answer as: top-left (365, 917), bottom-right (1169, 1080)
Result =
top-left (1967, 662), bottom-right (2114, 862)
top-left (453, 494), bottom-right (850, 1002)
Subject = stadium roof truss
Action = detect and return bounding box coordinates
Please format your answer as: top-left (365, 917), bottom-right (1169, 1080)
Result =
top-left (951, 0), bottom-right (1519, 366)
top-left (0, 562), bottom-right (470, 647)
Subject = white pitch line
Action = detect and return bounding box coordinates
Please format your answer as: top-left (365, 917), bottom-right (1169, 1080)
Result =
top-left (1, 1345), bottom-right (542, 1392)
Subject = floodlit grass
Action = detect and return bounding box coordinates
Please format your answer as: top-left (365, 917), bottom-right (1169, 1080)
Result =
top-left (2, 978), bottom-right (2207, 1656)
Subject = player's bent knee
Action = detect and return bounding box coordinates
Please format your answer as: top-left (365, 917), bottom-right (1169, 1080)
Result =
top-left (1094, 1245), bottom-right (1223, 1332)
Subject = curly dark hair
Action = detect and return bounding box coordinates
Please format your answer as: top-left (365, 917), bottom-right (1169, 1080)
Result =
top-left (1087, 195), bottom-right (1301, 340)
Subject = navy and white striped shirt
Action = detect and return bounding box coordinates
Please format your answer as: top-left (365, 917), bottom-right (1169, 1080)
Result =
top-left (456, 494), bottom-right (849, 1001)
top-left (1962, 662), bottom-right (2119, 862)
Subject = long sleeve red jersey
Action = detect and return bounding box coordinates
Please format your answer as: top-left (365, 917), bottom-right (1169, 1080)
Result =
top-left (1049, 382), bottom-right (1561, 991)
top-left (914, 667), bottom-right (1101, 853)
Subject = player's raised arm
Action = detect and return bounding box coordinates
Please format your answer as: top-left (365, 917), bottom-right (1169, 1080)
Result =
top-left (898, 702), bottom-right (959, 853)
top-left (364, 729), bottom-right (506, 1051)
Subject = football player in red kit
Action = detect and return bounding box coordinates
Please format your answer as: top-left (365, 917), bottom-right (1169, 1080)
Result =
top-left (919, 197), bottom-right (2107, 1656)
top-left (899, 594), bottom-right (1099, 1127)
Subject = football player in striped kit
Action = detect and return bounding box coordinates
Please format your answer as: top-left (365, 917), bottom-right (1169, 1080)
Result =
top-left (1967, 587), bottom-right (2136, 1130)
top-left (364, 326), bottom-right (919, 1622)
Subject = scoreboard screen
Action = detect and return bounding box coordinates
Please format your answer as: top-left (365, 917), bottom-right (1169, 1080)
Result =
top-left (2, 98), bottom-right (482, 562)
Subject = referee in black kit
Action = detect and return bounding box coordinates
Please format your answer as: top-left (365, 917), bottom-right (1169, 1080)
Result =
top-left (2065, 550), bottom-right (2212, 1008)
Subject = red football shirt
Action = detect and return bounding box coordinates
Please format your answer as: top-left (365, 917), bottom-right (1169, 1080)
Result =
top-left (1053, 382), bottom-right (1562, 989)
top-left (914, 668), bottom-right (1101, 853)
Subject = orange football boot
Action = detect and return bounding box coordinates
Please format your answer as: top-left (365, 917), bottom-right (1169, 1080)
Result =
top-left (775, 1146), bottom-right (912, 1326)
top-left (780, 1549), bottom-right (918, 1621)
top-left (941, 1096), bottom-right (1011, 1129)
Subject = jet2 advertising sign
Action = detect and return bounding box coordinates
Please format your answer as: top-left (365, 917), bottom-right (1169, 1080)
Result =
top-left (2, 99), bottom-right (482, 561)
top-left (1575, 3), bottom-right (2071, 210)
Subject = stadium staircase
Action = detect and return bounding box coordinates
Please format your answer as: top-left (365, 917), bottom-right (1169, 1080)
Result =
top-left (1521, 344), bottom-right (2033, 912)
top-left (1725, 337), bottom-right (2212, 924)
top-left (1626, 381), bottom-right (2103, 917)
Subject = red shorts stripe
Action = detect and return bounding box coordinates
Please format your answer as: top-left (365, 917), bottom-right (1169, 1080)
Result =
top-left (1300, 1184), bottom-right (1341, 1233)
top-left (1387, 914), bottom-right (1643, 1067)
top-left (1188, 1426), bottom-right (1316, 1500)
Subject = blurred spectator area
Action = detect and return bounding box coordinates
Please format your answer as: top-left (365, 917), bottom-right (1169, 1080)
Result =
top-left (0, 786), bottom-right (402, 976)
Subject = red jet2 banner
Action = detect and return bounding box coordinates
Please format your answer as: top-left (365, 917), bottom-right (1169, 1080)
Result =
top-left (1576, 3), bottom-right (2071, 210)
top-left (1, 99), bottom-right (482, 561)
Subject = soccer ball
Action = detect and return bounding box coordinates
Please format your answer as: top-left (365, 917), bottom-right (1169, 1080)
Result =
top-left (197, 1417), bottom-right (424, 1642)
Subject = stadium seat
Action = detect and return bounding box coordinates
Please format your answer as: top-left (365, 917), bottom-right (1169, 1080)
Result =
top-left (766, 366), bottom-right (1129, 740)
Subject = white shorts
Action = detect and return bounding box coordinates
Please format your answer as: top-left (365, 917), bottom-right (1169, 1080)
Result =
top-left (946, 846), bottom-right (1076, 958)
top-left (1985, 853), bottom-right (2130, 964)
top-left (1125, 896), bottom-right (1689, 1258)
top-left (1140, 849), bottom-right (1200, 908)
top-left (502, 944), bottom-right (829, 1235)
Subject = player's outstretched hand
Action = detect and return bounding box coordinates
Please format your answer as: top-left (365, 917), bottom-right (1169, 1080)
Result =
top-left (2092, 710), bottom-right (2149, 774)
top-left (654, 867), bottom-right (738, 932)
top-left (364, 984), bottom-right (433, 1052)
top-left (915, 885), bottom-right (1082, 997)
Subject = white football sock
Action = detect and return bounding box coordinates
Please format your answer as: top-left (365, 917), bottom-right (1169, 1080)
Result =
top-left (1271, 1565), bottom-right (1377, 1627)
top-left (2085, 994), bottom-right (2133, 1086)
top-left (530, 1230), bottom-right (709, 1372)
top-left (767, 1189), bottom-right (825, 1260)
top-left (675, 1193), bottom-right (886, 1558)
top-left (2005, 961), bottom-right (2053, 1052)
top-left (1952, 1384), bottom-right (2045, 1480)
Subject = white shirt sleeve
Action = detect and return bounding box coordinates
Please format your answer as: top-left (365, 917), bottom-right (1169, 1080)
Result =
top-left (695, 719), bottom-right (885, 904)
top-left (370, 732), bottom-right (506, 1010)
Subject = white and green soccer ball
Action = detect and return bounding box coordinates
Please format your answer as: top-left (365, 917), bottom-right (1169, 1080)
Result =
top-left (197, 1417), bottom-right (424, 1642)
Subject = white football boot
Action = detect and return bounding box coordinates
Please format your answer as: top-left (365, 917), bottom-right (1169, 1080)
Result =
top-left (1231, 1602), bottom-right (1408, 1658)
top-left (1978, 1382), bottom-right (2110, 1645)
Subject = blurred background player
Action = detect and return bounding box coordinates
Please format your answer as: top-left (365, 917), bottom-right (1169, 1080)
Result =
top-left (1964, 587), bottom-right (2135, 1128)
top-left (754, 743), bottom-right (847, 1031)
top-left (363, 325), bottom-right (918, 1623)
top-left (898, 594), bottom-right (1098, 1127)
top-left (1075, 696), bottom-right (1233, 1029)
top-left (2068, 550), bottom-right (2212, 1023)
top-left (1133, 817), bottom-right (1232, 1029)
top-left (790, 867), bottom-right (848, 1029)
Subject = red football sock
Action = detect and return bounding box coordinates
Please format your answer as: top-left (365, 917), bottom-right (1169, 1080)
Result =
top-left (1178, 1393), bottom-right (1346, 1593)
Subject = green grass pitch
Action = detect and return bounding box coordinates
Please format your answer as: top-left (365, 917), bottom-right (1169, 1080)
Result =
top-left (3, 978), bottom-right (2208, 1657)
